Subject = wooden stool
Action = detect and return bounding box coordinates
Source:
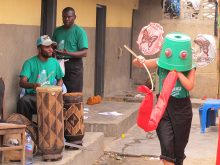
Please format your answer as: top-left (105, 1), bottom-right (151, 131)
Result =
top-left (0, 123), bottom-right (26, 165)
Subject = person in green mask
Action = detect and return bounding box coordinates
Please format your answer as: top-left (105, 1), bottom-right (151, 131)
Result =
top-left (133, 33), bottom-right (196, 165)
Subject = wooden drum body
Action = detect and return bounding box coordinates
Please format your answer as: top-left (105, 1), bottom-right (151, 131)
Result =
top-left (63, 93), bottom-right (84, 144)
top-left (36, 86), bottom-right (64, 161)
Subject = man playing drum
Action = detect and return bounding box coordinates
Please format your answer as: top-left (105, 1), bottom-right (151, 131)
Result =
top-left (17, 35), bottom-right (64, 121)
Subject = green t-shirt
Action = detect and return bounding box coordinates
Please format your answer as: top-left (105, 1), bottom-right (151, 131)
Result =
top-left (158, 67), bottom-right (189, 98)
top-left (52, 25), bottom-right (88, 59)
top-left (20, 56), bottom-right (64, 94)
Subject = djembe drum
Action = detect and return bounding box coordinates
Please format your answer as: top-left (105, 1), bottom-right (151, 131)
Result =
top-left (36, 86), bottom-right (64, 161)
top-left (63, 93), bottom-right (84, 145)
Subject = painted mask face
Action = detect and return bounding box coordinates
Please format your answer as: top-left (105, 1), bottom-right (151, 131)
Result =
top-left (137, 22), bottom-right (164, 56)
top-left (157, 33), bottom-right (193, 72)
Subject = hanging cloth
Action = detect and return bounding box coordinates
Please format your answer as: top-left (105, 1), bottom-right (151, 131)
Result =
top-left (164, 0), bottom-right (181, 17)
top-left (187, 0), bottom-right (201, 10)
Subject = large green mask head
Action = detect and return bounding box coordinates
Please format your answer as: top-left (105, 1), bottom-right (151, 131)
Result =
top-left (157, 32), bottom-right (193, 71)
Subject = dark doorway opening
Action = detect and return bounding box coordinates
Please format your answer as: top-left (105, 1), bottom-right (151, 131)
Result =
top-left (130, 9), bottom-right (135, 79)
top-left (94, 5), bottom-right (106, 96)
top-left (40, 0), bottom-right (57, 37)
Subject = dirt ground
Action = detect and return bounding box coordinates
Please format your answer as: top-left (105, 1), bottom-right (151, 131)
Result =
top-left (94, 152), bottom-right (216, 165)
top-left (93, 153), bottom-right (162, 165)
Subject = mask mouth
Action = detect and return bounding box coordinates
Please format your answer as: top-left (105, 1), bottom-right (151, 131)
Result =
top-left (174, 35), bottom-right (181, 39)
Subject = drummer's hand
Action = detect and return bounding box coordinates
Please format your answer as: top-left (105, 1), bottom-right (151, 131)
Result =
top-left (137, 55), bottom-right (146, 64)
top-left (32, 83), bottom-right (41, 90)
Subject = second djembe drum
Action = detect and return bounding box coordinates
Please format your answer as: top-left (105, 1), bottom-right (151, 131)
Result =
top-left (63, 93), bottom-right (84, 145)
top-left (36, 86), bottom-right (64, 161)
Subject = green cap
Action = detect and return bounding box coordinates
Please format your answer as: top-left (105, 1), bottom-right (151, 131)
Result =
top-left (36, 35), bottom-right (56, 46)
top-left (157, 32), bottom-right (193, 71)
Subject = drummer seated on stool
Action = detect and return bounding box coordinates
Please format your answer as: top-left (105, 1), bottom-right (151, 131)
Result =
top-left (17, 35), bottom-right (64, 121)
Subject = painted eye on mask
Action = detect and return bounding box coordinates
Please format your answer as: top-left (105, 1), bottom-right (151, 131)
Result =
top-left (165, 48), bottom-right (172, 57)
top-left (180, 51), bottom-right (187, 59)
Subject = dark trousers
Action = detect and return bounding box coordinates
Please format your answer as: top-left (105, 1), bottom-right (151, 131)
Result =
top-left (17, 94), bottom-right (37, 121)
top-left (64, 59), bottom-right (83, 92)
top-left (156, 96), bottom-right (192, 165)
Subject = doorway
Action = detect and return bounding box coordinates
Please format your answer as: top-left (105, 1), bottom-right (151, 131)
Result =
top-left (40, 0), bottom-right (57, 37)
top-left (94, 5), bottom-right (106, 96)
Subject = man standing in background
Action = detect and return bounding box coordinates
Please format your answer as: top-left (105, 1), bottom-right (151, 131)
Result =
top-left (53, 7), bottom-right (88, 92)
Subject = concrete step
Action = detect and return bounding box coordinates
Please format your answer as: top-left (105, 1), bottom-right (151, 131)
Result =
top-left (33, 132), bottom-right (104, 165)
top-left (84, 101), bottom-right (139, 137)
top-left (83, 98), bottom-right (206, 138)
top-left (104, 95), bottom-right (206, 109)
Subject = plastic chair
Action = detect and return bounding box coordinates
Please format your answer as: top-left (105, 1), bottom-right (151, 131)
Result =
top-left (199, 106), bottom-right (217, 128)
top-left (199, 99), bottom-right (220, 133)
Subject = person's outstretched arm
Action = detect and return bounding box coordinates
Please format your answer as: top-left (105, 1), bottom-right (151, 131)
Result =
top-left (177, 68), bottom-right (196, 91)
top-left (132, 56), bottom-right (158, 69)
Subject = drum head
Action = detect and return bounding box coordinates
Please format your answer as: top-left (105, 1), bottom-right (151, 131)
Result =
top-left (36, 85), bottom-right (62, 92)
